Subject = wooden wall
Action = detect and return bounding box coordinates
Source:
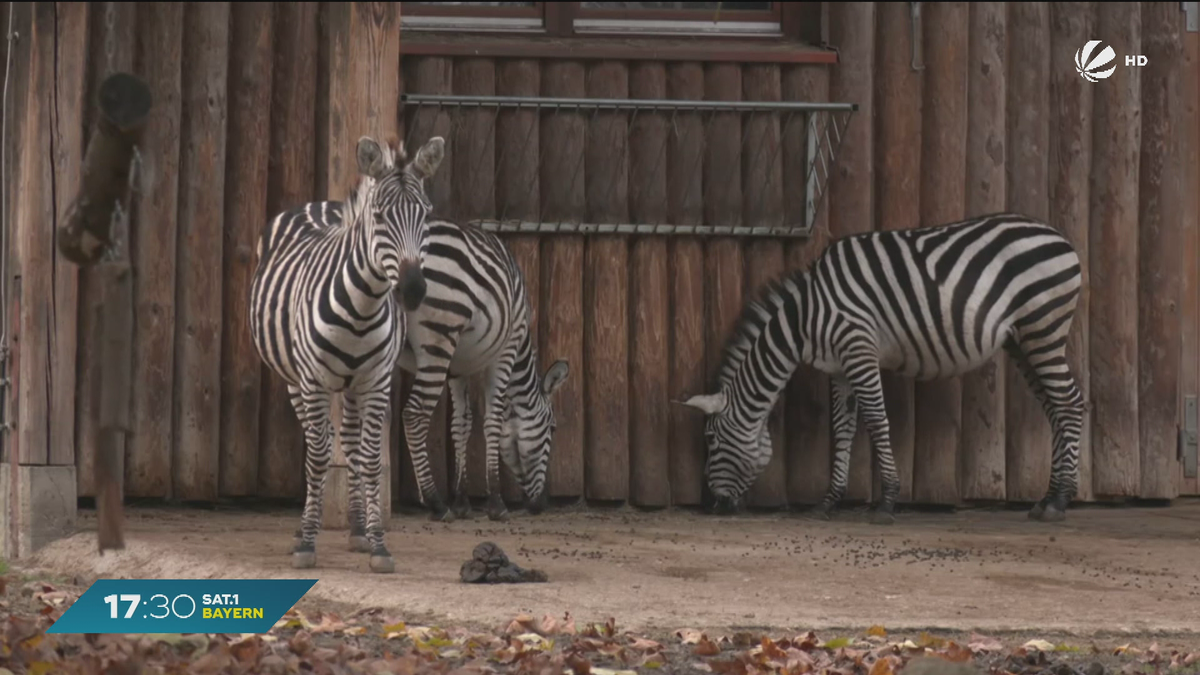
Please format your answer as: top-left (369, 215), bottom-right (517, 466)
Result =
top-left (3, 2), bottom-right (1197, 512)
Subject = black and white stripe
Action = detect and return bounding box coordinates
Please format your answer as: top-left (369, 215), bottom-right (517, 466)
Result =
top-left (681, 213), bottom-right (1084, 524)
top-left (395, 219), bottom-right (569, 523)
top-left (250, 136), bottom-right (444, 572)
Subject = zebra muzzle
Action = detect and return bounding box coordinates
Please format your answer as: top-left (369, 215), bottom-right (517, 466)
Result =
top-left (399, 263), bottom-right (427, 311)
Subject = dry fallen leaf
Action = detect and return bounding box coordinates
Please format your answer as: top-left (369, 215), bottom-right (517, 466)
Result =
top-left (869, 655), bottom-right (895, 675)
top-left (867, 626), bottom-right (888, 639)
top-left (694, 638), bottom-right (722, 657)
top-left (967, 634), bottom-right (1003, 654)
top-left (676, 629), bottom-right (706, 645)
top-left (1023, 639), bottom-right (1056, 652)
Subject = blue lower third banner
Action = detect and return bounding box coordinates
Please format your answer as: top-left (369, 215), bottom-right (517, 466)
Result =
top-left (47, 579), bottom-right (318, 634)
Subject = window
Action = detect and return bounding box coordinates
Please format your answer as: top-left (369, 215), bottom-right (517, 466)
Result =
top-left (400, 1), bottom-right (784, 37)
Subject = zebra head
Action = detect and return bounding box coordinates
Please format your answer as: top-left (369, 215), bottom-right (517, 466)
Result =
top-left (355, 135), bottom-right (445, 311)
top-left (681, 389), bottom-right (771, 515)
top-left (499, 359), bottom-right (570, 514)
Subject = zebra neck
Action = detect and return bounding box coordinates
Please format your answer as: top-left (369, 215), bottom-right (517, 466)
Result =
top-left (505, 329), bottom-right (540, 406)
top-left (722, 272), bottom-right (810, 422)
top-left (341, 216), bottom-right (393, 308)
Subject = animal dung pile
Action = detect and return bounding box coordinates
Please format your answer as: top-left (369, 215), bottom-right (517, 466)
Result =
top-left (460, 541), bottom-right (548, 584)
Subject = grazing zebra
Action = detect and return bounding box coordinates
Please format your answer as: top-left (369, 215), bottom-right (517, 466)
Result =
top-left (680, 213), bottom-right (1084, 524)
top-left (250, 135), bottom-right (444, 573)
top-left (389, 218), bottom-right (569, 523)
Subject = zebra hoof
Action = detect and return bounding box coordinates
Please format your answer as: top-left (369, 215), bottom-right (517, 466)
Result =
top-left (348, 535), bottom-right (371, 553)
top-left (1027, 503), bottom-right (1047, 521)
top-left (369, 555), bottom-right (396, 574)
top-left (452, 496), bottom-right (472, 519)
top-left (487, 508), bottom-right (510, 523)
top-left (430, 508), bottom-right (456, 523)
top-left (291, 551), bottom-right (317, 569)
top-left (1040, 504), bottom-right (1067, 522)
top-left (808, 509), bottom-right (831, 522)
top-left (870, 510), bottom-right (896, 526)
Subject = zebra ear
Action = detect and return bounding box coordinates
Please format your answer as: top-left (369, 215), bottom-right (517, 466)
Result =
top-left (356, 136), bottom-right (388, 179)
top-left (411, 136), bottom-right (446, 180)
top-left (681, 392), bottom-right (727, 415)
top-left (541, 359), bottom-right (569, 397)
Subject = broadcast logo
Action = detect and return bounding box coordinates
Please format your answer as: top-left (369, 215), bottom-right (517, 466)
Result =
top-left (1075, 40), bottom-right (1117, 82)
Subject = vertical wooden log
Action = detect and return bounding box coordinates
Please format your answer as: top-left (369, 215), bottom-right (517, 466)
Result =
top-left (540, 61), bottom-right (587, 499)
top-left (1089, 2), bottom-right (1141, 498)
top-left (494, 59), bottom-right (540, 506)
top-left (450, 56), bottom-right (495, 504)
top-left (1048, 2), bottom-right (1094, 502)
top-left (1181, 19), bottom-right (1200, 497)
top-left (783, 65), bottom-right (831, 506)
top-left (173, 1), bottom-right (229, 502)
top-left (128, 2), bottom-right (183, 497)
top-left (702, 63), bottom-right (744, 508)
top-left (912, 2), bottom-right (968, 507)
top-left (583, 62), bottom-right (630, 502)
top-left (260, 0), bottom-right (317, 500)
top-left (872, 0), bottom-right (921, 505)
top-left (666, 63), bottom-right (707, 506)
top-left (14, 3), bottom-right (53, 466)
top-left (1137, 2), bottom-right (1183, 501)
top-left (77, 2), bottom-right (136, 497)
top-left (220, 2), bottom-right (272, 497)
top-left (1005, 2), bottom-right (1054, 503)
top-left (741, 64), bottom-right (787, 509)
top-left (399, 56), bottom-right (453, 507)
top-left (628, 62), bottom-right (670, 508)
top-left (960, 2), bottom-right (1008, 502)
top-left (49, 2), bottom-right (88, 468)
top-left (826, 2), bottom-right (874, 503)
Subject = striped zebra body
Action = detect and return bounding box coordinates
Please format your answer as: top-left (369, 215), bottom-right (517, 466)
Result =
top-left (394, 218), bottom-right (569, 523)
top-left (250, 136), bottom-right (444, 573)
top-left (681, 213), bottom-right (1084, 524)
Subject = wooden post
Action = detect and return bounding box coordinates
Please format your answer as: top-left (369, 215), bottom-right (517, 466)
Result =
top-left (628, 61), bottom-right (670, 508)
top-left (584, 61), bottom-right (631, 503)
top-left (1048, 2), bottom-right (1095, 502)
top-left (666, 62), bottom-right (707, 507)
top-left (259, 1), bottom-right (317, 500)
top-left (1182, 13), bottom-right (1200, 497)
top-left (540, 61), bottom-right (587, 499)
top-left (56, 68), bottom-right (153, 550)
top-left (1137, 2), bottom-right (1184, 501)
top-left (1089, 2), bottom-right (1141, 498)
top-left (1005, 2), bottom-right (1054, 503)
top-left (873, 0), bottom-right (921, 505)
top-left (741, 64), bottom-right (787, 510)
top-left (827, 2), bottom-right (875, 504)
top-left (783, 65), bottom-right (831, 506)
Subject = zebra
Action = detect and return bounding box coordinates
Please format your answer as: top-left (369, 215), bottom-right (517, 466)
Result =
top-left (679, 212), bottom-right (1084, 525)
top-left (391, 218), bottom-right (570, 523)
top-left (250, 134), bottom-right (444, 573)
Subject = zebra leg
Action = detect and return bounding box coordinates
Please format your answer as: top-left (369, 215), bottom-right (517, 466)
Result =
top-left (816, 377), bottom-right (858, 519)
top-left (846, 364), bottom-right (899, 525)
top-left (353, 388), bottom-right (395, 573)
top-left (401, 363), bottom-right (455, 523)
top-left (338, 393), bottom-right (372, 553)
top-left (448, 376), bottom-right (474, 519)
top-left (293, 389), bottom-right (334, 569)
top-left (483, 357), bottom-right (517, 522)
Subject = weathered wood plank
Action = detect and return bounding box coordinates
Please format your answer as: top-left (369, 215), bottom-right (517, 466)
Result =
top-left (741, 64), bottom-right (787, 510)
top-left (666, 62), bottom-right (707, 507)
top-left (1137, 1), bottom-right (1184, 501)
top-left (128, 1), bottom-right (183, 496)
top-left (782, 64), bottom-right (830, 506)
top-left (872, 0), bottom-right (921, 505)
top-left (1181, 21), bottom-right (1200, 497)
top-left (913, 1), bottom-right (968, 507)
top-left (826, 1), bottom-right (874, 504)
top-left (702, 62), bottom-right (744, 509)
top-left (172, 1), bottom-right (229, 502)
top-left (259, 0), bottom-right (318, 500)
top-left (1089, 2), bottom-right (1141, 498)
top-left (540, 61), bottom-right (587, 499)
top-left (628, 62), bottom-right (670, 508)
top-left (494, 59), bottom-right (540, 506)
top-left (583, 61), bottom-right (630, 502)
top-left (220, 1), bottom-right (272, 497)
top-left (1049, 2), bottom-right (1095, 502)
top-left (1005, 2), bottom-right (1054, 503)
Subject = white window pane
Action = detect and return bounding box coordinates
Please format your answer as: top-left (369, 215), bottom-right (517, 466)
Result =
top-left (580, 2), bottom-right (772, 10)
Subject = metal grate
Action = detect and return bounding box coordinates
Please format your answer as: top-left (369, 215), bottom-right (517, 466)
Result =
top-left (398, 93), bottom-right (856, 238)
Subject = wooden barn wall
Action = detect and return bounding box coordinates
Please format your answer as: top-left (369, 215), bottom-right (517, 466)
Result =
top-left (4, 2), bottom-right (1196, 510)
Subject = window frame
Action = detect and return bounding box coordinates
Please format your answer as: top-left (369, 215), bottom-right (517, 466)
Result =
top-left (400, 1), bottom-right (796, 40)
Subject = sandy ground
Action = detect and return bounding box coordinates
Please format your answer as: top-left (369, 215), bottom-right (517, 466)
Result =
top-left (21, 500), bottom-right (1200, 639)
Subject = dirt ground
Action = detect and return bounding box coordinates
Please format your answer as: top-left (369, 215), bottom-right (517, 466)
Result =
top-left (20, 499), bottom-right (1200, 642)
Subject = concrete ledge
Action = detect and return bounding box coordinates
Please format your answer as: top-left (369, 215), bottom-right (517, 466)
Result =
top-left (0, 464), bottom-right (78, 559)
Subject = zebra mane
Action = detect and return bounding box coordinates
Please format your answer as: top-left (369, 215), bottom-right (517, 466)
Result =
top-left (343, 137), bottom-right (408, 228)
top-left (713, 271), bottom-right (802, 391)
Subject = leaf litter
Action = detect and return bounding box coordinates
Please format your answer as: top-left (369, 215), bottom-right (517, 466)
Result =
top-left (1, 574), bottom-right (1198, 675)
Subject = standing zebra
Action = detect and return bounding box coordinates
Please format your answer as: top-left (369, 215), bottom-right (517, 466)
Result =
top-left (386, 218), bottom-right (569, 523)
top-left (680, 213), bottom-right (1084, 524)
top-left (250, 135), bottom-right (444, 573)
